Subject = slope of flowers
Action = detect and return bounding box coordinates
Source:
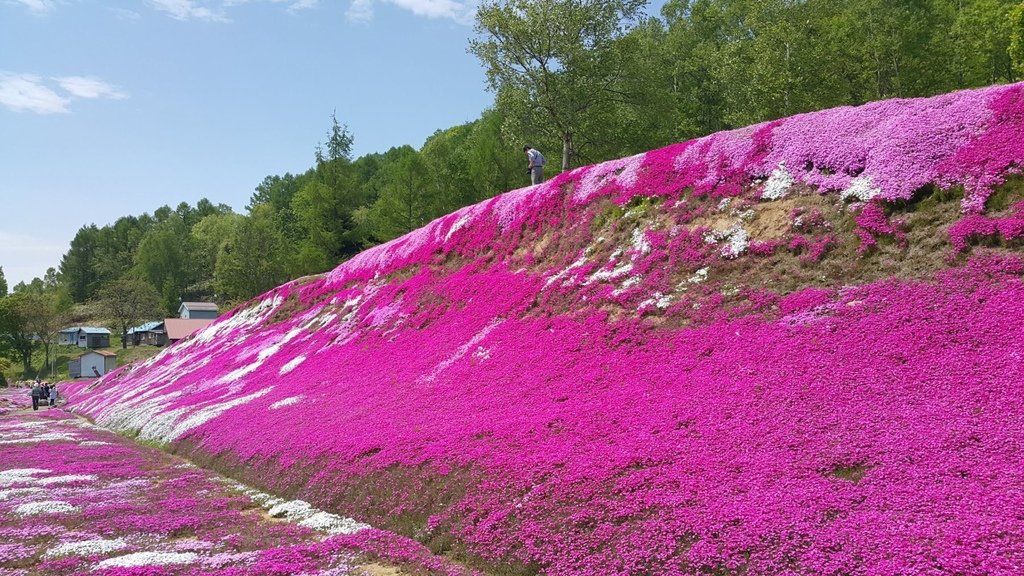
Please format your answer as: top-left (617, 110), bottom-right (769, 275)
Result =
top-left (0, 390), bottom-right (475, 576)
top-left (66, 84), bottom-right (1024, 575)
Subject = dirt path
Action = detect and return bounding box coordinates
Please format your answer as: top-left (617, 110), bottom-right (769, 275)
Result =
top-left (0, 390), bottom-right (417, 576)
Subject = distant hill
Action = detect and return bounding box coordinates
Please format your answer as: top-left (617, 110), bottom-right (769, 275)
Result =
top-left (65, 83), bottom-right (1024, 575)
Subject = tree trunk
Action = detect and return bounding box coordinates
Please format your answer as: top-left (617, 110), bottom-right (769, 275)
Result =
top-left (122, 329), bottom-right (129, 349)
top-left (561, 132), bottom-right (573, 172)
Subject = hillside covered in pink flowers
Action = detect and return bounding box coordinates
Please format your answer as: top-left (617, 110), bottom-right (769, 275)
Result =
top-left (65, 83), bottom-right (1024, 575)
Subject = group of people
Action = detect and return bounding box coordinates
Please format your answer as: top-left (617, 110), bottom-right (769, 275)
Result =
top-left (30, 379), bottom-right (58, 411)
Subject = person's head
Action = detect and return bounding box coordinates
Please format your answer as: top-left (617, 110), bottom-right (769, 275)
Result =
top-left (523, 145), bottom-right (530, 152)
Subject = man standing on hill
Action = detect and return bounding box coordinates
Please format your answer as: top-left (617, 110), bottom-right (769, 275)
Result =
top-left (524, 145), bottom-right (545, 185)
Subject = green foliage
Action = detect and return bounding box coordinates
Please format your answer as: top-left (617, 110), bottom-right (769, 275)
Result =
top-left (471, 0), bottom-right (647, 171)
top-left (0, 267), bottom-right (7, 298)
top-left (214, 205), bottom-right (289, 301)
top-left (1010, 1), bottom-right (1024, 77)
top-left (95, 276), bottom-right (162, 350)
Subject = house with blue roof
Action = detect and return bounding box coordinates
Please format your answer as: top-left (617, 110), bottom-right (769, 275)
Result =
top-left (58, 326), bottom-right (111, 349)
top-left (126, 321), bottom-right (163, 347)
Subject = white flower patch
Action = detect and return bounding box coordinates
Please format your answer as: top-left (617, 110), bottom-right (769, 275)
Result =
top-left (587, 263), bottom-right (633, 285)
top-left (134, 406), bottom-right (189, 444)
top-left (34, 474), bottom-right (97, 486)
top-left (0, 487), bottom-right (44, 500)
top-left (417, 320), bottom-right (504, 385)
top-left (841, 175), bottom-right (881, 202)
top-left (688, 267), bottom-right (710, 285)
top-left (279, 355), bottom-right (306, 376)
top-left (573, 153), bottom-right (646, 202)
top-left (444, 212), bottom-right (473, 242)
top-left (472, 346), bottom-right (491, 361)
top-left (15, 500), bottom-right (78, 516)
top-left (762, 163), bottom-right (795, 200)
top-left (267, 499), bottom-right (314, 519)
top-left (611, 275), bottom-right (642, 297)
top-left (703, 225), bottom-right (749, 259)
top-left (96, 551), bottom-right (198, 568)
top-left (165, 386), bottom-right (274, 442)
top-left (79, 440), bottom-right (111, 447)
top-left (269, 396), bottom-right (304, 410)
top-left (0, 431), bottom-right (79, 445)
top-left (717, 198), bottom-right (732, 211)
top-left (0, 468), bottom-right (50, 486)
top-left (298, 511), bottom-right (370, 536)
top-left (639, 292), bottom-right (674, 310)
top-left (630, 228), bottom-right (652, 255)
top-left (46, 538), bottom-right (126, 558)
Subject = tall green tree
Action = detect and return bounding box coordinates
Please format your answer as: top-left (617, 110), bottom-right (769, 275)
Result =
top-left (60, 224), bottom-right (102, 302)
top-left (366, 146), bottom-right (432, 241)
top-left (471, 0), bottom-right (647, 171)
top-left (291, 115), bottom-right (369, 274)
top-left (214, 205), bottom-right (289, 302)
top-left (0, 295), bottom-right (37, 374)
top-left (134, 214), bottom-right (196, 314)
top-left (18, 292), bottom-right (63, 374)
top-left (0, 267), bottom-right (7, 297)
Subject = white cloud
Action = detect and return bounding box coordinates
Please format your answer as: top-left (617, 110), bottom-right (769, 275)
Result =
top-left (109, 7), bottom-right (142, 20)
top-left (55, 77), bottom-right (128, 100)
top-left (346, 0), bottom-right (373, 22)
top-left (0, 73), bottom-right (69, 114)
top-left (10, 0), bottom-right (60, 14)
top-left (347, 0), bottom-right (476, 24)
top-left (147, 0), bottom-right (230, 22)
top-left (389, 0), bottom-right (475, 22)
top-left (284, 0), bottom-right (318, 12)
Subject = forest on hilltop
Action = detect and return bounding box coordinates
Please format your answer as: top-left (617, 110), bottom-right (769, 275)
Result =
top-left (2, 0), bottom-right (1024, 376)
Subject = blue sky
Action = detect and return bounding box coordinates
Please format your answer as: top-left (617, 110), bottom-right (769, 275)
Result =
top-left (0, 0), bottom-right (496, 288)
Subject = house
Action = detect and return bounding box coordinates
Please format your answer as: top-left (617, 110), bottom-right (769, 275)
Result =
top-left (164, 318), bottom-right (214, 344)
top-left (57, 327), bottom-right (79, 346)
top-left (58, 327), bottom-right (111, 348)
top-left (69, 350), bottom-right (117, 378)
top-left (140, 325), bottom-right (167, 347)
top-left (178, 302), bottom-right (219, 320)
top-left (126, 321), bottom-right (163, 346)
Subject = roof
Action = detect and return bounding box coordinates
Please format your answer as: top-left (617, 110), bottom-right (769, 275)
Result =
top-left (164, 318), bottom-right (214, 341)
top-left (127, 321), bottom-right (163, 335)
top-left (78, 327), bottom-right (111, 335)
top-left (179, 302), bottom-right (219, 312)
top-left (59, 326), bottom-right (80, 334)
top-left (80, 350), bottom-right (117, 358)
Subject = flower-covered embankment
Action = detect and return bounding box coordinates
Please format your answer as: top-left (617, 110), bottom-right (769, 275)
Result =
top-left (66, 83), bottom-right (1024, 575)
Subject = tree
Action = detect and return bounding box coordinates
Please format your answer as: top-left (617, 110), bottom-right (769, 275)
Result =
top-left (366, 146), bottom-right (432, 241)
top-left (291, 115), bottom-right (369, 274)
top-left (1008, 0), bottom-right (1024, 78)
top-left (214, 205), bottom-right (288, 302)
top-left (0, 295), bottom-right (37, 374)
top-left (0, 266), bottom-right (7, 297)
top-left (96, 276), bottom-right (162, 350)
top-left (59, 224), bottom-right (101, 302)
top-left (134, 214), bottom-right (196, 314)
top-left (18, 292), bottom-right (63, 374)
top-left (471, 0), bottom-right (646, 171)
